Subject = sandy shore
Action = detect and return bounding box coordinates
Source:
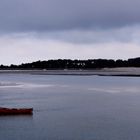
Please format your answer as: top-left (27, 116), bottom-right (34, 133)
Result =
top-left (0, 67), bottom-right (140, 76)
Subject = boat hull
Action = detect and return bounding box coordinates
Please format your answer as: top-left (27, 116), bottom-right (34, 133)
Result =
top-left (0, 108), bottom-right (33, 115)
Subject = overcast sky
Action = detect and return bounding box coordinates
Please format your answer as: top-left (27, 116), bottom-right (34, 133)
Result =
top-left (0, 0), bottom-right (140, 64)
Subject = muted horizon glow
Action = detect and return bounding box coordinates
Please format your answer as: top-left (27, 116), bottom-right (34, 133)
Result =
top-left (1, 30), bottom-right (140, 65)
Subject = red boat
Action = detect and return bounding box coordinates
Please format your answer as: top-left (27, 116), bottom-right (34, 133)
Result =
top-left (0, 107), bottom-right (33, 115)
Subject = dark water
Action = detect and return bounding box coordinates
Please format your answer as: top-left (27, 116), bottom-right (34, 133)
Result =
top-left (0, 74), bottom-right (140, 140)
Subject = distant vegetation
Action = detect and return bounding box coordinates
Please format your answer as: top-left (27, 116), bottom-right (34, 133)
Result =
top-left (1, 57), bottom-right (140, 70)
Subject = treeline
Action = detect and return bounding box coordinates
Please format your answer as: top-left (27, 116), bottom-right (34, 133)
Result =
top-left (1, 57), bottom-right (140, 69)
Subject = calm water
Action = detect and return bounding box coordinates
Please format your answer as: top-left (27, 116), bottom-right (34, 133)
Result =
top-left (0, 74), bottom-right (140, 140)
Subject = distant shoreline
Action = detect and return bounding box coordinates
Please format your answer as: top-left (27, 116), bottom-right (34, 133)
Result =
top-left (0, 67), bottom-right (140, 77)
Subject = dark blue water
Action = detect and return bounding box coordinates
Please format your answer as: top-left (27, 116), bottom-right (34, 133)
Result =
top-left (0, 74), bottom-right (140, 140)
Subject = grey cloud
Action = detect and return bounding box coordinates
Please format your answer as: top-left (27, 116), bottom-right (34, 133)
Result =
top-left (45, 25), bottom-right (140, 44)
top-left (0, 0), bottom-right (140, 32)
top-left (7, 25), bottom-right (138, 44)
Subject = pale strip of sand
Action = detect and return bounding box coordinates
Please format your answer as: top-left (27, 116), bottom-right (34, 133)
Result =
top-left (0, 67), bottom-right (140, 76)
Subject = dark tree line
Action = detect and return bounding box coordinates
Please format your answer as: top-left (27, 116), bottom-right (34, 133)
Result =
top-left (1, 57), bottom-right (140, 70)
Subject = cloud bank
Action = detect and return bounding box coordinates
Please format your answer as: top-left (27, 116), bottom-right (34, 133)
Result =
top-left (0, 0), bottom-right (140, 64)
top-left (0, 0), bottom-right (140, 32)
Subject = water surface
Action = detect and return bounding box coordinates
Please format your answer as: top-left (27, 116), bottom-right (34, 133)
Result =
top-left (0, 74), bottom-right (140, 140)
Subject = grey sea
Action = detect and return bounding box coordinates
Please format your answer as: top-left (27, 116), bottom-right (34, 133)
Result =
top-left (0, 73), bottom-right (140, 140)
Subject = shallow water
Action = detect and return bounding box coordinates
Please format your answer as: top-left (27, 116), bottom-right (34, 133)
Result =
top-left (0, 74), bottom-right (140, 140)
